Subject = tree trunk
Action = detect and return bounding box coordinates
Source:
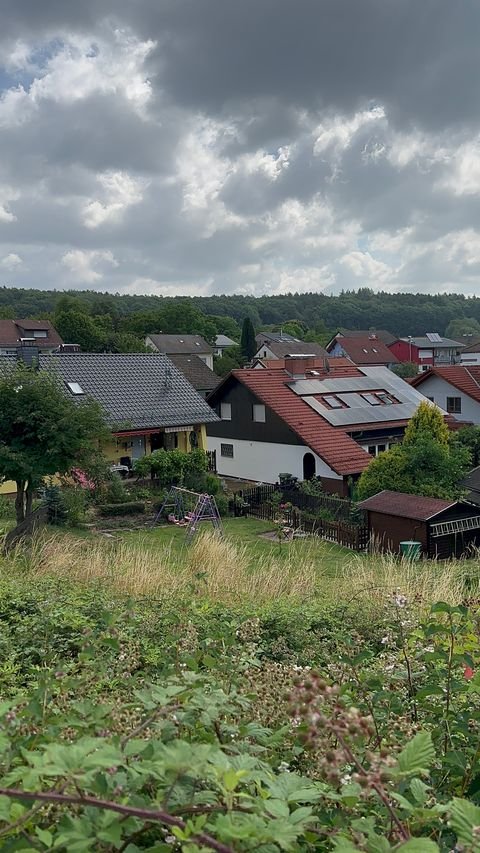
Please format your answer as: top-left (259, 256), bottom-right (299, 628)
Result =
top-left (15, 481), bottom-right (25, 525)
top-left (25, 486), bottom-right (34, 518)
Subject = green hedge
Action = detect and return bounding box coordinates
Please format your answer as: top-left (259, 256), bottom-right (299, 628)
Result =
top-left (98, 501), bottom-right (145, 517)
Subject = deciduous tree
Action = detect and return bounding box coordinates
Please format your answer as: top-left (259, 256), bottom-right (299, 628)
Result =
top-left (0, 364), bottom-right (109, 523)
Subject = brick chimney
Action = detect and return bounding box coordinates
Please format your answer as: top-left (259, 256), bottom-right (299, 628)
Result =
top-left (284, 355), bottom-right (319, 378)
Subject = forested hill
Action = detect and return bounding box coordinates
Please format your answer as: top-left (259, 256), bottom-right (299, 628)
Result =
top-left (1, 285), bottom-right (480, 338)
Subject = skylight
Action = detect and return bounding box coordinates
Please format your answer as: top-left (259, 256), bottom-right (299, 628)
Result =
top-left (66, 382), bottom-right (84, 395)
top-left (362, 348), bottom-right (368, 353)
top-left (376, 392), bottom-right (395, 405)
top-left (323, 395), bottom-right (343, 408)
top-left (372, 348), bottom-right (378, 353)
top-left (361, 393), bottom-right (381, 405)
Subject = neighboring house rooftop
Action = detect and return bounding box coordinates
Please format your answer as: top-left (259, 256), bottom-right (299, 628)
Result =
top-left (147, 334), bottom-right (213, 354)
top-left (358, 490), bottom-right (456, 520)
top-left (168, 354), bottom-right (218, 394)
top-left (411, 365), bottom-right (480, 405)
top-left (329, 328), bottom-right (397, 346)
top-left (209, 363), bottom-right (433, 477)
top-left (460, 466), bottom-right (480, 506)
top-left (397, 335), bottom-right (465, 349)
top-left (252, 356), bottom-right (354, 372)
top-left (257, 340), bottom-right (328, 358)
top-left (460, 339), bottom-right (480, 353)
top-left (256, 331), bottom-right (300, 345)
top-left (215, 334), bottom-right (236, 348)
top-left (329, 335), bottom-right (398, 365)
top-left (0, 319), bottom-right (63, 349)
top-left (38, 353), bottom-right (219, 432)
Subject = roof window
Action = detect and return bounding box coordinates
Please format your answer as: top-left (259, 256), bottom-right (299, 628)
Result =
top-left (66, 382), bottom-right (84, 395)
top-left (361, 393), bottom-right (381, 406)
top-left (372, 347), bottom-right (378, 353)
top-left (362, 348), bottom-right (368, 353)
top-left (323, 395), bottom-right (343, 408)
top-left (376, 392), bottom-right (395, 405)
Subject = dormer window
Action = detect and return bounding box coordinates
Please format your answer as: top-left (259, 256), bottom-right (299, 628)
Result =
top-left (66, 382), bottom-right (84, 395)
top-left (33, 330), bottom-right (48, 338)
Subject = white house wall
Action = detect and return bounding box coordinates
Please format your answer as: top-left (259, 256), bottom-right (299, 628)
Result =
top-left (207, 436), bottom-right (342, 483)
top-left (416, 374), bottom-right (480, 424)
top-left (253, 344), bottom-right (278, 360)
top-left (461, 352), bottom-right (480, 365)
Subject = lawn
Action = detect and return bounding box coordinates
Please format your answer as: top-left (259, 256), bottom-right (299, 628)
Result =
top-left (118, 516), bottom-right (351, 576)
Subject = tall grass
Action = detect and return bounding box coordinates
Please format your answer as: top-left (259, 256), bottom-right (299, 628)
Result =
top-left (3, 530), bottom-right (319, 605)
top-left (2, 529), bottom-right (479, 608)
top-left (335, 551), bottom-right (480, 608)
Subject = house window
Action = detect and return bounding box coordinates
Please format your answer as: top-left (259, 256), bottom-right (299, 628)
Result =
top-left (33, 330), bottom-right (48, 338)
top-left (253, 404), bottom-right (266, 422)
top-left (220, 402), bottom-right (232, 420)
top-left (66, 382), bottom-right (84, 395)
top-left (446, 397), bottom-right (461, 414)
top-left (426, 396), bottom-right (434, 402)
top-left (377, 444), bottom-right (386, 453)
top-left (221, 443), bottom-right (234, 458)
top-left (368, 445), bottom-right (377, 456)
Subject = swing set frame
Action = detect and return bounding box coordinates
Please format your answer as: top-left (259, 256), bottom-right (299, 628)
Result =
top-left (154, 486), bottom-right (224, 542)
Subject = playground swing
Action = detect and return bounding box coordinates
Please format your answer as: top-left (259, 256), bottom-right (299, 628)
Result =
top-left (154, 486), bottom-right (224, 542)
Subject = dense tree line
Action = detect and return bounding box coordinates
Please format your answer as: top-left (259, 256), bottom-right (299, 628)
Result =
top-left (2, 285), bottom-right (480, 350)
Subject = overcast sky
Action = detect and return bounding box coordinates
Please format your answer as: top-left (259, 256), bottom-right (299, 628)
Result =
top-left (1, 1), bottom-right (480, 298)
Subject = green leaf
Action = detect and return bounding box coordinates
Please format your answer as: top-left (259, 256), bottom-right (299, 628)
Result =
top-left (410, 778), bottom-right (429, 805)
top-left (450, 798), bottom-right (480, 847)
top-left (397, 840), bottom-right (439, 852)
top-left (0, 795), bottom-right (12, 822)
top-left (431, 601), bottom-right (453, 613)
top-left (397, 732), bottom-right (435, 777)
top-left (35, 828), bottom-right (53, 847)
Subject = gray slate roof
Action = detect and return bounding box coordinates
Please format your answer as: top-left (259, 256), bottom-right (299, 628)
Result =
top-left (147, 334), bottom-right (213, 354)
top-left (215, 334), bottom-right (236, 348)
top-left (38, 353), bottom-right (219, 431)
top-left (399, 336), bottom-right (465, 349)
top-left (257, 340), bottom-right (328, 358)
top-left (169, 354), bottom-right (219, 392)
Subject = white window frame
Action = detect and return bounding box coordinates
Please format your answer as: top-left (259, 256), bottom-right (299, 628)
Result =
top-left (220, 402), bottom-right (232, 420)
top-left (252, 403), bottom-right (266, 422)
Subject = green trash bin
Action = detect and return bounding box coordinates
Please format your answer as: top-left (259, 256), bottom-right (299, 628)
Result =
top-left (400, 540), bottom-right (422, 561)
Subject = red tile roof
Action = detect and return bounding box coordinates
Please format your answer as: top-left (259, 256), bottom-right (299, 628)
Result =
top-left (230, 365), bottom-right (373, 476)
top-left (329, 335), bottom-right (399, 365)
top-left (358, 490), bottom-right (456, 520)
top-left (411, 365), bottom-right (480, 404)
top-left (0, 319), bottom-right (63, 348)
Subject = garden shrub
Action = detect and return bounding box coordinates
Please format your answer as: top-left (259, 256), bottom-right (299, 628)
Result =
top-left (0, 495), bottom-right (15, 519)
top-left (103, 472), bottom-right (129, 504)
top-left (62, 486), bottom-right (88, 526)
top-left (0, 588), bottom-right (478, 849)
top-left (98, 500), bottom-right (145, 516)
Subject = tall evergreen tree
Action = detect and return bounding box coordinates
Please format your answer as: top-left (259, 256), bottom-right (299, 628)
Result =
top-left (240, 317), bottom-right (256, 361)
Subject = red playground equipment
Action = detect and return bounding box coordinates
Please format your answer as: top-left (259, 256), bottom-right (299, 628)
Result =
top-left (154, 486), bottom-right (224, 542)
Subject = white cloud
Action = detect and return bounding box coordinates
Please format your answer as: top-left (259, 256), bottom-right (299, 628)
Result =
top-left (61, 249), bottom-right (118, 283)
top-left (82, 170), bottom-right (149, 228)
top-left (313, 106), bottom-right (385, 156)
top-left (0, 28), bottom-right (155, 130)
top-left (340, 251), bottom-right (393, 283)
top-left (0, 252), bottom-right (22, 269)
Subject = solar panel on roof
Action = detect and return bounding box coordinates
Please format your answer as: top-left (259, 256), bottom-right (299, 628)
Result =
top-left (426, 333), bottom-right (442, 343)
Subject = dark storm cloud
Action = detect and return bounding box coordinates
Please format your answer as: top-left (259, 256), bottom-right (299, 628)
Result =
top-left (2, 0), bottom-right (480, 295)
